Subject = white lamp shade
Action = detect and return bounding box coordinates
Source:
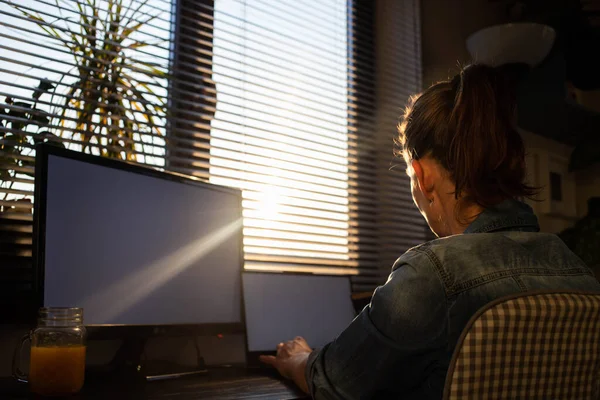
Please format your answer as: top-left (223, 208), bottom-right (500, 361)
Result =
top-left (467, 23), bottom-right (556, 67)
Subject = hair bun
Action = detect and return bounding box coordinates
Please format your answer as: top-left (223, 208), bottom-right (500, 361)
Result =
top-left (398, 63), bottom-right (538, 211)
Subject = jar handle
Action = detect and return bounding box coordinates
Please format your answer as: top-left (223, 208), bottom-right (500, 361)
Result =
top-left (12, 333), bottom-right (30, 383)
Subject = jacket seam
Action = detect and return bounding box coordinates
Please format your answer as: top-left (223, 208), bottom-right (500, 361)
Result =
top-left (411, 248), bottom-right (454, 297)
top-left (468, 217), bottom-right (538, 233)
top-left (512, 275), bottom-right (528, 291)
top-left (450, 267), bottom-right (593, 295)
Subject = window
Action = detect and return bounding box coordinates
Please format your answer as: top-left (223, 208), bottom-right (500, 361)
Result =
top-left (0, 1), bottom-right (171, 170)
top-left (209, 1), bottom-right (351, 272)
top-left (167, 0), bottom-right (428, 289)
top-left (348, 0), bottom-right (428, 291)
top-left (0, 0), bottom-right (426, 318)
top-left (550, 171), bottom-right (563, 202)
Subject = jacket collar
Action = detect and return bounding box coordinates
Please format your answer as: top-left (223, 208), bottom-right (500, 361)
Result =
top-left (464, 199), bottom-right (540, 234)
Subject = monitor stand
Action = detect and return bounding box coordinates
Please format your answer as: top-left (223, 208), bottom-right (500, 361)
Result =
top-left (88, 337), bottom-right (208, 382)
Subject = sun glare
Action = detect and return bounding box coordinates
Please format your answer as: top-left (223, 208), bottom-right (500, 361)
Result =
top-left (80, 218), bottom-right (243, 324)
top-left (209, 0), bottom-right (350, 264)
top-left (250, 184), bottom-right (284, 221)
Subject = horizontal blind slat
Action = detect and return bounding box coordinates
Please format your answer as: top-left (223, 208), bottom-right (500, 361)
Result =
top-left (0, 0), bottom-right (424, 294)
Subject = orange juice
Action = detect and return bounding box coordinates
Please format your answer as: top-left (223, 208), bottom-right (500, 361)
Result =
top-left (29, 345), bottom-right (86, 396)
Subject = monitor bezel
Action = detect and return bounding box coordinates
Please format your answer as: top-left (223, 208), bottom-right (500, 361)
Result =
top-left (241, 270), bottom-right (355, 367)
top-left (33, 143), bottom-right (246, 339)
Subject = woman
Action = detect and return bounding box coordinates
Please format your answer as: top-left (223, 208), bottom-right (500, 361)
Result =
top-left (260, 65), bottom-right (600, 399)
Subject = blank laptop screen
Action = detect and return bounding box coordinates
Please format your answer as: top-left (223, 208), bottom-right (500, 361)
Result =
top-left (242, 272), bottom-right (355, 352)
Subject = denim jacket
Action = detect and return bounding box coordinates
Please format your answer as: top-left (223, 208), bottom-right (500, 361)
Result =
top-left (305, 200), bottom-right (600, 400)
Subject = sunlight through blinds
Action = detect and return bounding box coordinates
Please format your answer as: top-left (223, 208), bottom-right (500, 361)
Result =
top-left (209, 0), bottom-right (350, 272)
top-left (0, 0), bottom-right (426, 316)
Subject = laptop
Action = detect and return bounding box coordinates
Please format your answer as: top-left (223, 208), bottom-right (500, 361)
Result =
top-left (242, 271), bottom-right (356, 368)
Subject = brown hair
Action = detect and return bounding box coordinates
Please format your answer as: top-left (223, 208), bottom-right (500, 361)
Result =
top-left (397, 64), bottom-right (537, 210)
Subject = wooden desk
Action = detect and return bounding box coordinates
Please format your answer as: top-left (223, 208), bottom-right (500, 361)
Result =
top-left (0, 368), bottom-right (309, 400)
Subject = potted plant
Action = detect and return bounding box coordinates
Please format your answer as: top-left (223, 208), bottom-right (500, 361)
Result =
top-left (7, 0), bottom-right (168, 161)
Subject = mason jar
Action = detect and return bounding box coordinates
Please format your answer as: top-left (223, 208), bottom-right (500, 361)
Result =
top-left (13, 307), bottom-right (87, 396)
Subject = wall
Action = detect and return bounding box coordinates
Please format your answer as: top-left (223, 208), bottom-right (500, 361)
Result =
top-left (421, 0), bottom-right (505, 85)
top-left (573, 88), bottom-right (600, 114)
top-left (576, 164), bottom-right (600, 218)
top-left (571, 89), bottom-right (600, 218)
top-left (522, 128), bottom-right (600, 232)
top-left (521, 130), bottom-right (578, 233)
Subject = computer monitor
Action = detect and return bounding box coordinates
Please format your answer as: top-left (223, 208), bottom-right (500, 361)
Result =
top-left (242, 271), bottom-right (356, 361)
top-left (33, 144), bottom-right (244, 337)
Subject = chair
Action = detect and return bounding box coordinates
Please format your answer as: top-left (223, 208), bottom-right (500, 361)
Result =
top-left (443, 290), bottom-right (600, 400)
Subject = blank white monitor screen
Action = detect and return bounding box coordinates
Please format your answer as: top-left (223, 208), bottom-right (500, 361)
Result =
top-left (242, 272), bottom-right (356, 352)
top-left (41, 152), bottom-right (243, 326)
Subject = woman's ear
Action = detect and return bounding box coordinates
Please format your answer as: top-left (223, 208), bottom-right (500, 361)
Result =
top-left (411, 159), bottom-right (434, 201)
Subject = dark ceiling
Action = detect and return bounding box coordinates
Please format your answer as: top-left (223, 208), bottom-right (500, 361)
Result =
top-left (487, 0), bottom-right (600, 170)
top-left (491, 0), bottom-right (600, 90)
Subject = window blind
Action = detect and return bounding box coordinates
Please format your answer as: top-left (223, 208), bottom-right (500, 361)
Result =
top-left (207, 0), bottom-right (352, 274)
top-left (349, 0), bottom-right (429, 292)
top-left (167, 0), bottom-right (429, 287)
top-left (0, 0), bottom-right (427, 320)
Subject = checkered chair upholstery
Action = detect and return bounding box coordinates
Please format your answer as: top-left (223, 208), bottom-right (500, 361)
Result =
top-left (443, 291), bottom-right (600, 400)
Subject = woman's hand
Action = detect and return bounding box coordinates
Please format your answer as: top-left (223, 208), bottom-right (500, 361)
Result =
top-left (259, 336), bottom-right (312, 393)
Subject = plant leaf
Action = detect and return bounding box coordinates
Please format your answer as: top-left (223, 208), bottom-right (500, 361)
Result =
top-left (122, 0), bottom-right (149, 31)
top-left (32, 78), bottom-right (55, 100)
top-left (11, 5), bottom-right (71, 48)
top-left (29, 108), bottom-right (51, 126)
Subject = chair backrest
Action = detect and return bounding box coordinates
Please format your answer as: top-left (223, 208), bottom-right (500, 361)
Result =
top-left (443, 290), bottom-right (600, 400)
